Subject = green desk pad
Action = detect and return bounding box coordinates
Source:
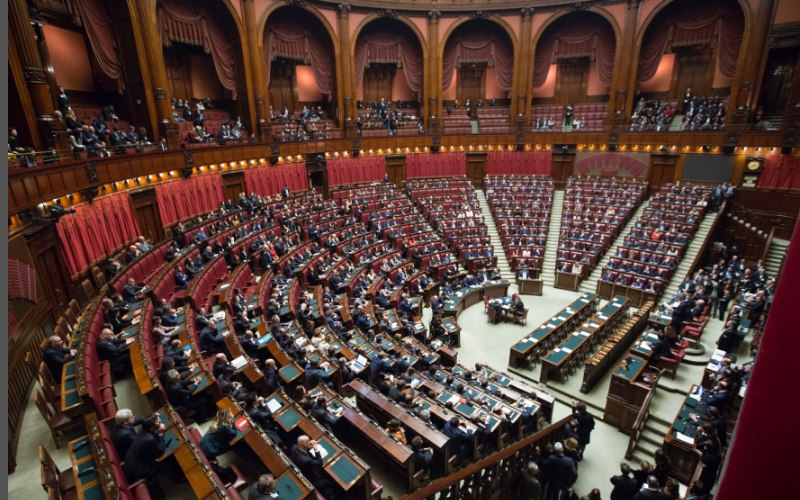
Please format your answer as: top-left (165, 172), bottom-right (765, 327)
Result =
top-left (76, 459), bottom-right (98, 485)
top-left (162, 428), bottom-right (181, 456)
top-left (70, 438), bottom-right (92, 461)
top-left (155, 409), bottom-right (171, 426)
top-left (274, 473), bottom-right (305, 500)
top-left (256, 333), bottom-right (273, 346)
top-left (614, 356), bottom-right (644, 380)
top-left (317, 437), bottom-right (338, 464)
top-left (82, 482), bottom-right (104, 500)
top-left (328, 456), bottom-right (361, 487)
top-left (64, 377), bottom-right (78, 391)
top-left (65, 363), bottom-right (76, 377)
top-left (678, 407), bottom-right (694, 421)
top-left (456, 403), bottom-right (475, 416)
top-left (279, 364), bottom-right (301, 380)
top-left (64, 391), bottom-right (80, 408)
top-left (276, 408), bottom-right (302, 429)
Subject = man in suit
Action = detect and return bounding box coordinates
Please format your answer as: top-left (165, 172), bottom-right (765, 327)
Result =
top-left (42, 336), bottom-right (76, 383)
top-left (164, 369), bottom-right (209, 422)
top-left (104, 259), bottom-right (123, 282)
top-left (218, 365), bottom-right (249, 401)
top-left (97, 328), bottom-right (134, 371)
top-left (633, 476), bottom-right (669, 500)
top-left (111, 409), bottom-right (144, 460)
top-left (123, 414), bottom-right (165, 482)
top-left (370, 351), bottom-right (392, 380)
top-left (290, 435), bottom-right (337, 495)
top-left (199, 325), bottom-right (228, 354)
top-left (411, 436), bottom-right (435, 479)
top-left (305, 359), bottom-right (334, 388)
top-left (122, 277), bottom-right (146, 303)
top-left (443, 417), bottom-right (474, 465)
top-left (571, 400), bottom-right (595, 457)
top-left (310, 396), bottom-right (343, 433)
top-left (518, 461), bottom-right (543, 500)
top-left (174, 269), bottom-right (190, 290)
top-left (281, 185), bottom-right (290, 199)
top-left (248, 473), bottom-right (286, 500)
top-left (541, 442), bottom-right (577, 500)
top-left (610, 463), bottom-right (639, 500)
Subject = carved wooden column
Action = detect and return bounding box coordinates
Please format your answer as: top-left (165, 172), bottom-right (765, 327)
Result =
top-left (243, 0), bottom-right (270, 138)
top-left (127, 0), bottom-right (180, 146)
top-left (337, 4), bottom-right (356, 136)
top-left (8, 0), bottom-right (68, 151)
top-left (728, 0), bottom-right (777, 125)
top-left (608, 0), bottom-right (641, 126)
top-left (427, 10), bottom-right (442, 133)
top-left (514, 8), bottom-right (535, 131)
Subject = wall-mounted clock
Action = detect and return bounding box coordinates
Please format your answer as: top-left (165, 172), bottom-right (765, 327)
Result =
top-left (745, 157), bottom-right (764, 173)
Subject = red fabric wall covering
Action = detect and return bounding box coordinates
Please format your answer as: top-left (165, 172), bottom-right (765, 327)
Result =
top-left (405, 152), bottom-right (467, 179)
top-left (486, 151), bottom-right (553, 175)
top-left (56, 193), bottom-right (141, 279)
top-left (263, 17), bottom-right (333, 95)
top-left (73, 0), bottom-right (122, 83)
top-left (354, 29), bottom-right (423, 93)
top-left (715, 216), bottom-right (800, 499)
top-left (756, 155), bottom-right (800, 191)
top-left (326, 156), bottom-right (386, 186)
top-left (442, 26), bottom-right (514, 92)
top-left (245, 162), bottom-right (309, 197)
top-left (154, 173), bottom-right (225, 226)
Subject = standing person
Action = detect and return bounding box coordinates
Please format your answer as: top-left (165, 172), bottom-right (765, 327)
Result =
top-left (571, 400), bottom-right (595, 458)
top-left (653, 449), bottom-right (671, 489)
top-left (609, 463), bottom-right (638, 500)
top-left (517, 461), bottom-right (543, 500)
top-left (695, 423), bottom-right (721, 495)
top-left (542, 442), bottom-right (577, 500)
top-left (123, 414), bottom-right (165, 483)
top-left (633, 477), bottom-right (669, 500)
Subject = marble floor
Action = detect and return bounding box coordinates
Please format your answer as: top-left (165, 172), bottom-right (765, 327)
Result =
top-left (10, 282), bottom-right (748, 500)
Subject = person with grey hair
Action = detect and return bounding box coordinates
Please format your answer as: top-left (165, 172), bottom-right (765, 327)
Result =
top-left (610, 462), bottom-right (638, 500)
top-left (110, 409), bottom-right (143, 459)
top-left (632, 476), bottom-right (669, 500)
top-left (542, 442), bottom-right (577, 500)
top-left (164, 369), bottom-right (210, 423)
top-left (248, 473), bottom-right (285, 500)
top-left (518, 461), bottom-right (542, 500)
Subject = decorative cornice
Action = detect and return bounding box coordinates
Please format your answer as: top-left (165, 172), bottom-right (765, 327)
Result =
top-left (310, 0), bottom-right (628, 18)
top-left (337, 3), bottom-right (351, 15)
top-left (567, 1), bottom-right (593, 12)
top-left (769, 22), bottom-right (800, 48)
top-left (521, 8), bottom-right (534, 19)
top-left (285, 0), bottom-right (308, 7)
top-left (428, 10), bottom-right (441, 21)
top-left (469, 11), bottom-right (489, 20)
top-left (377, 9), bottom-right (398, 18)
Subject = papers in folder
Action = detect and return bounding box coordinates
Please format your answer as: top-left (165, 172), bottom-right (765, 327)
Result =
top-left (675, 432), bottom-right (695, 445)
top-left (266, 398), bottom-right (282, 413)
top-left (447, 394), bottom-right (460, 404)
top-left (231, 356), bottom-right (247, 369)
top-left (706, 363), bottom-right (720, 372)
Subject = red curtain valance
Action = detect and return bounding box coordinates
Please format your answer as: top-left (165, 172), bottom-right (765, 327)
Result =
top-left (637, 0), bottom-right (744, 83)
top-left (244, 163), bottom-right (309, 197)
top-left (263, 20), bottom-right (333, 96)
top-left (326, 156), bottom-right (386, 186)
top-left (487, 151), bottom-right (553, 175)
top-left (406, 153), bottom-right (467, 179)
top-left (354, 31), bottom-right (423, 93)
top-left (157, 0), bottom-right (237, 95)
top-left (74, 0), bottom-right (122, 84)
top-left (56, 193), bottom-right (141, 279)
top-left (757, 155), bottom-right (800, 191)
top-left (154, 173), bottom-right (224, 226)
top-left (443, 32), bottom-right (513, 92)
top-left (533, 17), bottom-right (616, 88)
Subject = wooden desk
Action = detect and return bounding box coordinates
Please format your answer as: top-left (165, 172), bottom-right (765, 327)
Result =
top-left (442, 280), bottom-right (510, 320)
top-left (554, 271), bottom-right (581, 291)
top-left (603, 356), bottom-right (660, 432)
top-left (518, 278), bottom-right (543, 296)
top-left (662, 385), bottom-right (707, 484)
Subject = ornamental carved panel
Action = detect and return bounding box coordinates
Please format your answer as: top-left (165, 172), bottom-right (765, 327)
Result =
top-left (184, 150), bottom-right (194, 165)
top-left (85, 162), bottom-right (99, 182)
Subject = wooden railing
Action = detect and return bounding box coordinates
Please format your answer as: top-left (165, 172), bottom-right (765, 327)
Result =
top-left (760, 227), bottom-right (775, 263)
top-left (400, 416), bottom-right (571, 500)
top-left (625, 387), bottom-right (655, 460)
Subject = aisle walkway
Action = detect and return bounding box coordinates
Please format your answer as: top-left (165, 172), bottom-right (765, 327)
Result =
top-left (541, 190), bottom-right (565, 286)
top-left (476, 189), bottom-right (512, 277)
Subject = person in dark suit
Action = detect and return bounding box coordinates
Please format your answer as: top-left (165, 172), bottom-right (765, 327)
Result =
top-left (164, 369), bottom-right (209, 422)
top-left (695, 423), bottom-right (721, 495)
top-left (111, 409), bottom-right (143, 460)
top-left (633, 477), bottom-right (669, 500)
top-left (309, 396), bottom-right (343, 433)
top-left (281, 185), bottom-right (290, 199)
top-left (290, 435), bottom-right (337, 495)
top-left (411, 436), bottom-right (434, 478)
top-left (174, 270), bottom-right (190, 291)
top-left (123, 414), bottom-right (165, 483)
top-left (370, 351), bottom-right (392, 380)
top-left (305, 359), bottom-right (333, 388)
top-left (42, 336), bottom-right (76, 383)
top-left (571, 400), bottom-right (595, 457)
top-left (97, 328), bottom-right (134, 370)
top-left (248, 473), bottom-right (286, 500)
top-left (541, 442), bottom-right (577, 500)
top-left (218, 366), bottom-right (248, 402)
top-left (199, 325), bottom-right (228, 354)
top-left (121, 277), bottom-right (146, 303)
top-left (443, 417), bottom-right (474, 465)
top-left (610, 463), bottom-right (639, 500)
top-left (517, 461), bottom-right (543, 500)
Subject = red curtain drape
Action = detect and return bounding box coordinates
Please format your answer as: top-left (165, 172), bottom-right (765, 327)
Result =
top-left (442, 29), bottom-right (514, 92)
top-left (326, 156), bottom-right (386, 186)
top-left (263, 18), bottom-right (333, 95)
top-left (155, 173), bottom-right (224, 226)
top-left (245, 163), bottom-right (309, 196)
top-left (757, 155), bottom-right (800, 191)
top-left (715, 217), bottom-right (800, 499)
top-left (637, 0), bottom-right (744, 83)
top-left (486, 151), bottom-right (553, 175)
top-left (56, 193), bottom-right (141, 279)
top-left (533, 15), bottom-right (616, 88)
top-left (74, 0), bottom-right (122, 85)
top-left (406, 153), bottom-right (467, 178)
top-left (354, 29), bottom-right (423, 93)
top-left (157, 0), bottom-right (237, 95)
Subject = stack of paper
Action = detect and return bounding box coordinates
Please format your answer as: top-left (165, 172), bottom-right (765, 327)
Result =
top-left (675, 433), bottom-right (695, 445)
top-left (231, 356), bottom-right (247, 369)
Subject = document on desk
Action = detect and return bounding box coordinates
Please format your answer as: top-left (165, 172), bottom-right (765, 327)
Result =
top-left (546, 323), bottom-right (556, 329)
top-left (675, 432), bottom-right (695, 445)
top-left (448, 394), bottom-right (460, 404)
top-left (315, 445), bottom-right (329, 459)
top-left (711, 349), bottom-right (726, 361)
top-left (589, 322), bottom-right (600, 329)
top-left (231, 356), bottom-right (247, 369)
top-left (562, 348), bottom-right (573, 354)
top-left (266, 399), bottom-right (283, 413)
top-left (706, 363), bottom-right (720, 372)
